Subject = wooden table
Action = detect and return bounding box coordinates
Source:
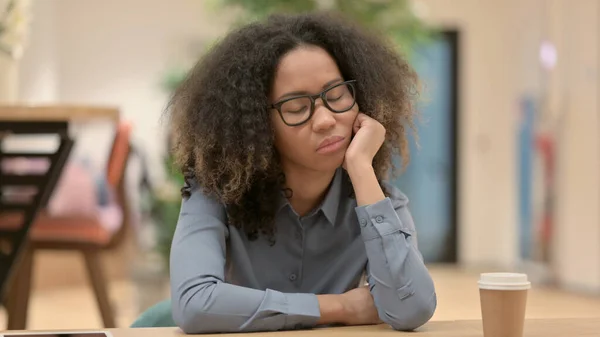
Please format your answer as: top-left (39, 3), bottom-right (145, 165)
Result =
top-left (0, 105), bottom-right (120, 329)
top-left (0, 105), bottom-right (120, 123)
top-left (4, 318), bottom-right (599, 336)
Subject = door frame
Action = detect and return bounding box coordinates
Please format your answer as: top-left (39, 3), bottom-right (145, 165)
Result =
top-left (442, 29), bottom-right (460, 262)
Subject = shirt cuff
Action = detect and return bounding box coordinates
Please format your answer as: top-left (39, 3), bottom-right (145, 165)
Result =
top-left (355, 197), bottom-right (411, 241)
top-left (283, 293), bottom-right (321, 330)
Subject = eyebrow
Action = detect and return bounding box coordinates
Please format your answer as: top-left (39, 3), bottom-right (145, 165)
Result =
top-left (275, 78), bottom-right (344, 102)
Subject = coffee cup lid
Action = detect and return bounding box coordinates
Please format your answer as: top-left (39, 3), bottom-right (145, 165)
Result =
top-left (478, 272), bottom-right (531, 290)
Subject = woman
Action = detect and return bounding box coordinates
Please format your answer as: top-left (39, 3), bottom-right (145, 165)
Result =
top-left (168, 11), bottom-right (436, 334)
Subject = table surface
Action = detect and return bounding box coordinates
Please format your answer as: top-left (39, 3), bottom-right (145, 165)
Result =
top-left (0, 105), bottom-right (119, 122)
top-left (5, 318), bottom-right (599, 337)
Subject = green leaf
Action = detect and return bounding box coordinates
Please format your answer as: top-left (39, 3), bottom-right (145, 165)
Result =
top-left (160, 67), bottom-right (189, 92)
top-left (211, 0), bottom-right (434, 55)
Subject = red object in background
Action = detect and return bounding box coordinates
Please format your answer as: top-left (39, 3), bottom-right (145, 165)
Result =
top-left (535, 133), bottom-right (554, 251)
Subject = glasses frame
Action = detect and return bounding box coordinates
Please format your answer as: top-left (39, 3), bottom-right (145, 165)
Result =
top-left (269, 80), bottom-right (357, 126)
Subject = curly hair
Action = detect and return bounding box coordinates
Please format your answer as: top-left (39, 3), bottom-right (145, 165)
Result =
top-left (168, 11), bottom-right (419, 241)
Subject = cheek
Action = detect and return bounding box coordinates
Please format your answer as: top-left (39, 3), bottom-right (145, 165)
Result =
top-left (271, 114), bottom-right (305, 152)
top-left (271, 122), bottom-right (314, 161)
top-left (342, 110), bottom-right (359, 129)
top-left (352, 103), bottom-right (360, 117)
top-left (276, 128), bottom-right (309, 153)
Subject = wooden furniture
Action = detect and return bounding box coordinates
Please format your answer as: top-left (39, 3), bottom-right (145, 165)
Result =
top-left (0, 105), bottom-right (120, 123)
top-left (0, 105), bottom-right (124, 330)
top-left (3, 318), bottom-right (600, 336)
top-left (0, 115), bottom-right (74, 330)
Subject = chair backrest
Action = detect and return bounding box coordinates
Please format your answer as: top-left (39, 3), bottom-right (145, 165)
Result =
top-left (106, 122), bottom-right (132, 189)
top-left (105, 121), bottom-right (132, 248)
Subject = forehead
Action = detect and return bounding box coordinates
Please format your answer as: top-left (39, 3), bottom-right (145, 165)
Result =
top-left (271, 46), bottom-right (342, 96)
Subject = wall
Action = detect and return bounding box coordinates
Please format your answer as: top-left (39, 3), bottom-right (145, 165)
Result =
top-left (19, 0), bottom-right (233, 179)
top-left (423, 0), bottom-right (600, 292)
top-left (551, 0), bottom-right (600, 293)
top-left (18, 0), bottom-right (59, 102)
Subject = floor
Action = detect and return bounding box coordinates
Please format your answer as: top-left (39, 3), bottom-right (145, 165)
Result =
top-left (1, 265), bottom-right (599, 330)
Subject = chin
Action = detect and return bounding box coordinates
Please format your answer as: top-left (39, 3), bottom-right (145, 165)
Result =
top-left (311, 154), bottom-right (345, 172)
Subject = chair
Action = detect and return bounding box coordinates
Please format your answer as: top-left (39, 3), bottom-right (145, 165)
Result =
top-left (4, 122), bottom-right (132, 329)
top-left (0, 116), bottom-right (74, 329)
top-left (130, 299), bottom-right (175, 328)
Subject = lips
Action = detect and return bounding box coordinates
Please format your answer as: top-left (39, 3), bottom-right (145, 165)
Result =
top-left (317, 135), bottom-right (346, 154)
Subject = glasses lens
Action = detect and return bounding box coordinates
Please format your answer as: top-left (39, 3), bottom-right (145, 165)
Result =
top-left (280, 97), bottom-right (312, 125)
top-left (325, 83), bottom-right (355, 112)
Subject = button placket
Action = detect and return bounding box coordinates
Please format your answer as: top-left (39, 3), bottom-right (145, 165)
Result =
top-left (291, 217), bottom-right (303, 285)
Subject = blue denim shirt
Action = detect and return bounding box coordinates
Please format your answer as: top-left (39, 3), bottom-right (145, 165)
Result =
top-left (170, 168), bottom-right (437, 333)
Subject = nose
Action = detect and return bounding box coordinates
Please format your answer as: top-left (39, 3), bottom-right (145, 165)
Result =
top-left (311, 102), bottom-right (336, 132)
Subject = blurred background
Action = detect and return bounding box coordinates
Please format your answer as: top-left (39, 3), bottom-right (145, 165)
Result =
top-left (0, 0), bottom-right (599, 331)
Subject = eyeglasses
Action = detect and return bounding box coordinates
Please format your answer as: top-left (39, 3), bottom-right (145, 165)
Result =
top-left (269, 80), bottom-right (357, 126)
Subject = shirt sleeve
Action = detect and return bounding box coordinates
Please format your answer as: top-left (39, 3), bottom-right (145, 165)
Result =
top-left (170, 181), bottom-right (321, 334)
top-left (354, 184), bottom-right (437, 331)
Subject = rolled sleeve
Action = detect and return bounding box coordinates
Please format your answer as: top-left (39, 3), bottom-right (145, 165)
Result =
top-left (283, 293), bottom-right (321, 329)
top-left (238, 290), bottom-right (320, 331)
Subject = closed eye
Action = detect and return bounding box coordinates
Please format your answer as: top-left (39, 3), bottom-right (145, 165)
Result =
top-left (285, 106), bottom-right (308, 114)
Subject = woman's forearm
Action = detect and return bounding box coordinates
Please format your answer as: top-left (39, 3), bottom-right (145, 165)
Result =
top-left (345, 162), bottom-right (385, 206)
top-left (347, 163), bottom-right (437, 331)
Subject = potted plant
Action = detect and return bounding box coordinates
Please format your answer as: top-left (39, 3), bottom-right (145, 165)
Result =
top-left (0, 0), bottom-right (31, 102)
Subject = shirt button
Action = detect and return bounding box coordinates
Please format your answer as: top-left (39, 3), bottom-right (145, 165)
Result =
top-left (359, 219), bottom-right (367, 227)
top-left (375, 215), bottom-right (384, 223)
top-left (289, 273), bottom-right (297, 281)
top-left (295, 231), bottom-right (302, 240)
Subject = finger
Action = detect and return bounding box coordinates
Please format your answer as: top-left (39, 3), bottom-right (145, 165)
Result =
top-left (355, 112), bottom-right (373, 127)
top-left (353, 113), bottom-right (363, 133)
top-left (356, 112), bottom-right (368, 122)
top-left (352, 112), bottom-right (361, 126)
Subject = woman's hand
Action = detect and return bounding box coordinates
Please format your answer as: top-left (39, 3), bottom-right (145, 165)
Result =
top-left (317, 287), bottom-right (381, 326)
top-left (340, 286), bottom-right (382, 326)
top-left (343, 112), bottom-right (386, 171)
top-left (343, 113), bottom-right (387, 206)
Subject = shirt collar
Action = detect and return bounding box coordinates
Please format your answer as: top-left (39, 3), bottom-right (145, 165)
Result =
top-left (276, 168), bottom-right (344, 227)
top-left (320, 168), bottom-right (343, 226)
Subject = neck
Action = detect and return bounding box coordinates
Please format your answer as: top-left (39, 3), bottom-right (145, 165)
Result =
top-left (282, 164), bottom-right (336, 217)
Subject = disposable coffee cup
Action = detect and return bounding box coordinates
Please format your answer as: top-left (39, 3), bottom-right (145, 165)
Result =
top-left (478, 273), bottom-right (531, 337)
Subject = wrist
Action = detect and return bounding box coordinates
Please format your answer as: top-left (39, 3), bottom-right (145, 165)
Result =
top-left (346, 160), bottom-right (385, 206)
top-left (316, 294), bottom-right (346, 325)
top-left (345, 158), bottom-right (374, 177)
